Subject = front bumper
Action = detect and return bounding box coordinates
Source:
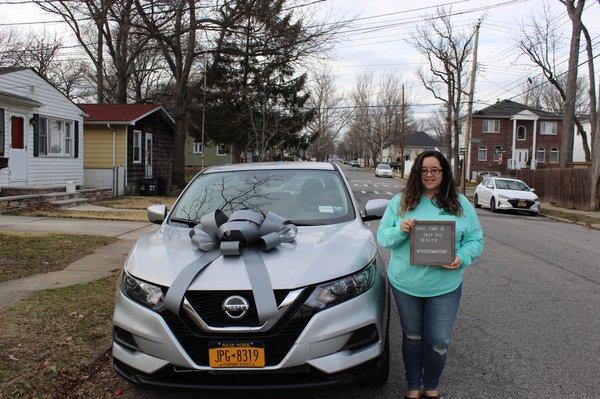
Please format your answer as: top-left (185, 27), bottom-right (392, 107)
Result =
top-left (112, 273), bottom-right (388, 388)
top-left (496, 198), bottom-right (540, 212)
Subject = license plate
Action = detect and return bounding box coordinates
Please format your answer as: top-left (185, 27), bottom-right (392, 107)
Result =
top-left (517, 201), bottom-right (527, 208)
top-left (208, 342), bottom-right (265, 368)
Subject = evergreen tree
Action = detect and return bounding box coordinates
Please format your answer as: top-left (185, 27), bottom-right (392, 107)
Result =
top-left (190, 0), bottom-right (317, 160)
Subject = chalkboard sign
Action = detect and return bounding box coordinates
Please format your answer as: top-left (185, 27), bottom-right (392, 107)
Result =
top-left (410, 221), bottom-right (455, 266)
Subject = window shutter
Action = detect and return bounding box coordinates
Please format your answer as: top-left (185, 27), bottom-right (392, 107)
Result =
top-left (0, 108), bottom-right (4, 156)
top-left (74, 120), bottom-right (79, 158)
top-left (33, 113), bottom-right (39, 157)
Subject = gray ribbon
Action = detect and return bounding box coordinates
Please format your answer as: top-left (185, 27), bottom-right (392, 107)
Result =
top-left (164, 209), bottom-right (298, 324)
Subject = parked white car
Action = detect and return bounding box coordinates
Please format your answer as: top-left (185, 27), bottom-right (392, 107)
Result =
top-left (474, 177), bottom-right (540, 215)
top-left (375, 164), bottom-right (393, 178)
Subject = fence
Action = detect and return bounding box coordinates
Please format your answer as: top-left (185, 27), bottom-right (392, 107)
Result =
top-left (505, 168), bottom-right (591, 210)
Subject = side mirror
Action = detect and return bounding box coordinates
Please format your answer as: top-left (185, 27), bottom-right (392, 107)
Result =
top-left (362, 199), bottom-right (389, 222)
top-left (147, 204), bottom-right (167, 224)
top-left (530, 188), bottom-right (535, 192)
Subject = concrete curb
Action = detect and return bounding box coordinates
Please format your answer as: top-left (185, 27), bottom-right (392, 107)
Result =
top-left (539, 212), bottom-right (600, 231)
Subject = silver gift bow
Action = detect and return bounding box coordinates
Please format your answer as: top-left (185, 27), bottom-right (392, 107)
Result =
top-left (164, 209), bottom-right (298, 324)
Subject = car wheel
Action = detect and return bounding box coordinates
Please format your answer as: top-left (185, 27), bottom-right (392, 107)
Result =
top-left (490, 197), bottom-right (497, 213)
top-left (529, 211), bottom-right (538, 217)
top-left (358, 325), bottom-right (389, 387)
top-left (474, 194), bottom-right (481, 208)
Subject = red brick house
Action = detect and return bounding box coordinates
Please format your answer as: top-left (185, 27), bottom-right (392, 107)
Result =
top-left (466, 100), bottom-right (563, 179)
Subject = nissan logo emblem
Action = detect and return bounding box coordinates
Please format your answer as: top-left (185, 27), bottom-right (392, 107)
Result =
top-left (222, 296), bottom-right (250, 320)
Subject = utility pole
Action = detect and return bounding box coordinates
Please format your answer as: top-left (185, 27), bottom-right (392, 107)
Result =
top-left (201, 52), bottom-right (208, 170)
top-left (400, 84), bottom-right (406, 178)
top-left (461, 19), bottom-right (481, 195)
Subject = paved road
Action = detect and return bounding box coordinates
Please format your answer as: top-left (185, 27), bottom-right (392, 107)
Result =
top-left (126, 165), bottom-right (600, 399)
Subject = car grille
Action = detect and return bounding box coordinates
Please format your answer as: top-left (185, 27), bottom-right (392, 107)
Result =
top-left (159, 288), bottom-right (315, 367)
top-left (185, 290), bottom-right (290, 327)
top-left (508, 199), bottom-right (534, 209)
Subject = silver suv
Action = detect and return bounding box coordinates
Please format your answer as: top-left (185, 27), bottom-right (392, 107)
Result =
top-left (112, 162), bottom-right (390, 389)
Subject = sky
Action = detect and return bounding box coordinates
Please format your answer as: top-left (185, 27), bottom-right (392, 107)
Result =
top-left (0, 0), bottom-right (599, 121)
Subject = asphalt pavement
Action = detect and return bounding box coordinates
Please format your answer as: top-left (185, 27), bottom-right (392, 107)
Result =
top-left (110, 166), bottom-right (600, 398)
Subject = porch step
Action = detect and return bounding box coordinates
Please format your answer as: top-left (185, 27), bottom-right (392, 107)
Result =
top-left (49, 198), bottom-right (89, 207)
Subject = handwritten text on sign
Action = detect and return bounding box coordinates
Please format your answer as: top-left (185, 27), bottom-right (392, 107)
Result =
top-left (410, 221), bottom-right (455, 266)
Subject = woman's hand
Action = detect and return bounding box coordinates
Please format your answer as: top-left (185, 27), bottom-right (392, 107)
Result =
top-left (400, 218), bottom-right (416, 234)
top-left (442, 256), bottom-right (461, 270)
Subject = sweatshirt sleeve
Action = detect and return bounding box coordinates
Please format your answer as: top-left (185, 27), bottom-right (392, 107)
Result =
top-left (457, 196), bottom-right (484, 268)
top-left (377, 195), bottom-right (409, 249)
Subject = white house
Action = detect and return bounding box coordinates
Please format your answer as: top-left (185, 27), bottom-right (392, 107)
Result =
top-left (0, 67), bottom-right (85, 191)
top-left (573, 116), bottom-right (592, 162)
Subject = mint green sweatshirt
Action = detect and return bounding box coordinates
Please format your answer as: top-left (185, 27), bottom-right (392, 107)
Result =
top-left (377, 194), bottom-right (484, 297)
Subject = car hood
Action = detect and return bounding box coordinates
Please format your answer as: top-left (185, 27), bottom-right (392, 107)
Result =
top-left (497, 189), bottom-right (538, 200)
top-left (124, 220), bottom-right (378, 290)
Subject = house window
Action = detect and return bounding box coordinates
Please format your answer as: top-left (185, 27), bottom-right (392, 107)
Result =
top-left (483, 120), bottom-right (500, 133)
top-left (517, 125), bottom-right (526, 140)
top-left (38, 117), bottom-right (73, 157)
top-left (478, 145), bottom-right (487, 161)
top-left (133, 130), bottom-right (142, 163)
top-left (493, 145), bottom-right (503, 161)
top-left (217, 144), bottom-right (231, 156)
top-left (541, 121), bottom-right (557, 135)
top-left (537, 147), bottom-right (545, 163)
top-left (64, 122), bottom-right (72, 155)
top-left (193, 142), bottom-right (202, 154)
top-left (550, 147), bottom-right (559, 163)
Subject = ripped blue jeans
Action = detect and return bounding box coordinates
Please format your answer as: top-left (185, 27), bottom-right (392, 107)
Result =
top-left (391, 284), bottom-right (462, 391)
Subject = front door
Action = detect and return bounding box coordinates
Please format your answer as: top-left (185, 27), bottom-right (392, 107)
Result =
top-left (8, 113), bottom-right (27, 183)
top-left (515, 149), bottom-right (528, 169)
top-left (145, 133), bottom-right (153, 178)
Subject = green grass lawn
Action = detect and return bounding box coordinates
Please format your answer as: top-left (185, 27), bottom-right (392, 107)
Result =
top-left (0, 271), bottom-right (127, 398)
top-left (0, 232), bottom-right (115, 283)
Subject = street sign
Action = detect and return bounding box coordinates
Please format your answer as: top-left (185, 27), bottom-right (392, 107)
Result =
top-left (459, 147), bottom-right (468, 153)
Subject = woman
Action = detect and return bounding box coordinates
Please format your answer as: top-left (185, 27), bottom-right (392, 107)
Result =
top-left (377, 150), bottom-right (484, 399)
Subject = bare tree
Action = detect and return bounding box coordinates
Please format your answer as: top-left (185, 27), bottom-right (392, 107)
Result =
top-left (557, 0), bottom-right (586, 167)
top-left (129, 45), bottom-right (167, 103)
top-left (306, 67), bottom-right (352, 161)
top-left (133, 0), bottom-right (226, 186)
top-left (0, 28), bottom-right (18, 67)
top-left (516, 5), bottom-right (591, 161)
top-left (409, 8), bottom-right (475, 177)
top-left (7, 32), bottom-right (62, 79)
top-left (36, 0), bottom-right (113, 103)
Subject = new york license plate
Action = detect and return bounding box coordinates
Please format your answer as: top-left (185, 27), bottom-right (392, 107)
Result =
top-left (517, 201), bottom-right (527, 208)
top-left (208, 342), bottom-right (265, 368)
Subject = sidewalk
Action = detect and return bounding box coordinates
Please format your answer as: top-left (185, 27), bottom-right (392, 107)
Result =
top-left (0, 215), bottom-right (157, 239)
top-left (0, 215), bottom-right (160, 307)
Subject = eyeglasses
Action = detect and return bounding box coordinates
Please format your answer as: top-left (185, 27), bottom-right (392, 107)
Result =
top-left (421, 168), bottom-right (442, 176)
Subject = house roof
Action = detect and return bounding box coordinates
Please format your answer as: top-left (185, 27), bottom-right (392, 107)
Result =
top-left (0, 90), bottom-right (42, 107)
top-left (404, 131), bottom-right (439, 147)
top-left (473, 99), bottom-right (561, 119)
top-left (79, 103), bottom-right (175, 125)
top-left (0, 66), bottom-right (30, 75)
top-left (0, 67), bottom-right (86, 115)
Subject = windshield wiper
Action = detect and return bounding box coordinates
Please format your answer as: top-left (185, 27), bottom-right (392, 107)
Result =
top-left (169, 217), bottom-right (197, 227)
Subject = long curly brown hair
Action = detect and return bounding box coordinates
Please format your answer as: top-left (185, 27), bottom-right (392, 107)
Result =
top-left (399, 150), bottom-right (463, 216)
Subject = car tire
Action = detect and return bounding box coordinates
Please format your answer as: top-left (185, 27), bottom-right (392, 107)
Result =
top-left (358, 326), bottom-right (389, 388)
top-left (490, 197), bottom-right (497, 213)
top-left (474, 194), bottom-right (481, 208)
top-left (529, 211), bottom-right (538, 217)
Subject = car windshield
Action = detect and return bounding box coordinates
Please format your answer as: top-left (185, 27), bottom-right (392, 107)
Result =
top-left (377, 164), bottom-right (391, 169)
top-left (494, 179), bottom-right (530, 191)
top-left (170, 169), bottom-right (355, 226)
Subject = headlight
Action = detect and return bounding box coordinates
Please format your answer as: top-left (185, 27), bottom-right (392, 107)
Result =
top-left (498, 193), bottom-right (511, 200)
top-left (121, 272), bottom-right (165, 311)
top-left (305, 261), bottom-right (376, 310)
